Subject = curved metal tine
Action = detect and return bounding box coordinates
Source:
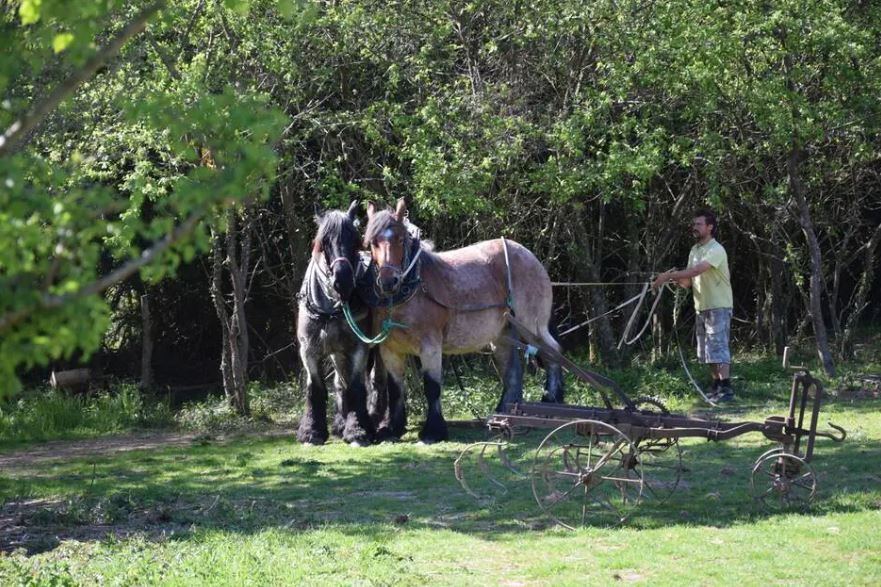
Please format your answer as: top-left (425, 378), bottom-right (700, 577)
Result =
top-left (791, 473), bottom-right (815, 490)
top-left (546, 445), bottom-right (582, 479)
top-left (455, 442), bottom-right (502, 501)
top-left (454, 444), bottom-right (484, 500)
top-left (496, 442), bottom-right (525, 478)
top-left (477, 443), bottom-right (509, 494)
top-left (591, 438), bottom-right (628, 471)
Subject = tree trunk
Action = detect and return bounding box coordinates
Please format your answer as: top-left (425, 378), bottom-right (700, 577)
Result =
top-left (788, 148), bottom-right (835, 376)
top-left (570, 208), bottom-right (620, 367)
top-left (768, 239), bottom-right (790, 356)
top-left (140, 293), bottom-right (154, 392)
top-left (840, 221), bottom-right (881, 358)
top-left (210, 207), bottom-right (253, 416)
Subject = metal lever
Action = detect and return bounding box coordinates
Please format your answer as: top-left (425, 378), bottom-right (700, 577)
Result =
top-left (814, 422), bottom-right (847, 443)
top-left (782, 346), bottom-right (807, 371)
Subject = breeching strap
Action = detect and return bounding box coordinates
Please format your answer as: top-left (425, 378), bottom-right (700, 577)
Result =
top-left (501, 237), bottom-right (515, 315)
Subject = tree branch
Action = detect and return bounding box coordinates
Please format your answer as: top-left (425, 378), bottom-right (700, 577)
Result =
top-left (0, 209), bottom-right (203, 333)
top-left (0, 1), bottom-right (165, 158)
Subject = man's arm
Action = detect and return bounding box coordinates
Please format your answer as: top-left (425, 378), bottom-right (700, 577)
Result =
top-left (652, 261), bottom-right (712, 290)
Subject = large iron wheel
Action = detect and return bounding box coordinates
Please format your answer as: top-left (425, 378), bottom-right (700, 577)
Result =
top-left (531, 419), bottom-right (643, 528)
top-left (628, 397), bottom-right (683, 505)
top-left (750, 449), bottom-right (817, 512)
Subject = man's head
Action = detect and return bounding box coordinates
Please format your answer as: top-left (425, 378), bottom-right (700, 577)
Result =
top-left (692, 209), bottom-right (717, 242)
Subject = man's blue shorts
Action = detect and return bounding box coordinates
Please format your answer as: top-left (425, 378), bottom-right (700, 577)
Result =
top-left (696, 308), bottom-right (732, 365)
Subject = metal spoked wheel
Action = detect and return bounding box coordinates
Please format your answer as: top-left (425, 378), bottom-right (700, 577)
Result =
top-left (531, 419), bottom-right (643, 529)
top-left (629, 397), bottom-right (683, 505)
top-left (750, 449), bottom-right (817, 512)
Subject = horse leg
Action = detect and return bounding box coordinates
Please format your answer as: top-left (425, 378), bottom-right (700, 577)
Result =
top-left (492, 332), bottom-right (525, 411)
top-left (296, 349), bottom-right (329, 445)
top-left (331, 347), bottom-right (374, 446)
top-left (539, 326), bottom-right (565, 403)
top-left (377, 347), bottom-right (408, 440)
top-left (331, 375), bottom-right (347, 438)
top-left (418, 345), bottom-right (449, 443)
top-left (367, 348), bottom-right (388, 429)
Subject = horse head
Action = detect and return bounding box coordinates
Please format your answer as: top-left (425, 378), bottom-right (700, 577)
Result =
top-left (365, 198), bottom-right (412, 296)
top-left (313, 200), bottom-right (361, 301)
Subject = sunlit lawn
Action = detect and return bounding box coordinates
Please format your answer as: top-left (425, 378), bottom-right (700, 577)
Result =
top-left (1, 386), bottom-right (879, 585)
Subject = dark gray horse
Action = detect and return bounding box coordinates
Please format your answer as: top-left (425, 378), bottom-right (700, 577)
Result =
top-left (296, 201), bottom-right (374, 446)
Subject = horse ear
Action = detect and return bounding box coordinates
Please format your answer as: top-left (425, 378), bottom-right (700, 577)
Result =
top-left (346, 200), bottom-right (360, 221)
top-left (395, 198), bottom-right (407, 222)
top-left (366, 201), bottom-right (376, 221)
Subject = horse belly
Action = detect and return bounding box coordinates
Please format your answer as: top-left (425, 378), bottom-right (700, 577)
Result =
top-left (441, 310), bottom-right (506, 354)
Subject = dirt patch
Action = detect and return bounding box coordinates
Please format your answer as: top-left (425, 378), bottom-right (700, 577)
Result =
top-left (0, 495), bottom-right (195, 554)
top-left (0, 428), bottom-right (292, 470)
top-left (0, 492), bottom-right (308, 555)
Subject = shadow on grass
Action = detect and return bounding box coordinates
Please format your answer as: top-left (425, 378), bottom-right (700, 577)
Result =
top-left (1, 399), bottom-right (879, 554)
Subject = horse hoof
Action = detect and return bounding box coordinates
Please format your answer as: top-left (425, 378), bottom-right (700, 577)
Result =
top-left (416, 436), bottom-right (446, 445)
top-left (349, 439), bottom-right (370, 448)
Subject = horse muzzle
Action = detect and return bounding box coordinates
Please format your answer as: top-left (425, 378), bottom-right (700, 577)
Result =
top-left (330, 257), bottom-right (356, 299)
top-left (376, 268), bottom-right (402, 296)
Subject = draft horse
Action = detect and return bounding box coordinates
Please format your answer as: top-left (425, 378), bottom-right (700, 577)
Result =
top-left (296, 201), bottom-right (374, 446)
top-left (363, 199), bottom-right (564, 443)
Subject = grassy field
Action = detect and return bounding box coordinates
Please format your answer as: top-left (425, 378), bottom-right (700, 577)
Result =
top-left (1, 364), bottom-right (879, 585)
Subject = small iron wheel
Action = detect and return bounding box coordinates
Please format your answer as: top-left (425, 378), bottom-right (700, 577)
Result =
top-left (750, 450), bottom-right (817, 512)
top-left (531, 419), bottom-right (643, 529)
top-left (628, 397), bottom-right (683, 505)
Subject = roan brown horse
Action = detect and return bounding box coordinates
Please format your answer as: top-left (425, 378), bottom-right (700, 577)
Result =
top-left (363, 199), bottom-right (563, 442)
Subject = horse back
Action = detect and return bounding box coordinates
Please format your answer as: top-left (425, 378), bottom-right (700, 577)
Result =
top-left (425, 239), bottom-right (552, 321)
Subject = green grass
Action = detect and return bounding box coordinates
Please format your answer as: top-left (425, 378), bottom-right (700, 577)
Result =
top-left (1, 393), bottom-right (879, 585)
top-left (1, 342), bottom-right (879, 585)
top-left (0, 384), bottom-right (174, 449)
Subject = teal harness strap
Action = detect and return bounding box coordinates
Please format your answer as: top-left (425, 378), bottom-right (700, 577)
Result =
top-left (342, 301), bottom-right (407, 346)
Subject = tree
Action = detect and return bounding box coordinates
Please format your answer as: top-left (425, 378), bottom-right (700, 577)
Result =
top-left (0, 0), bottom-right (285, 396)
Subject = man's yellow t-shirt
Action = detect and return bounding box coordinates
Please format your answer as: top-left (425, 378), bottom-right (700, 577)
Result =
top-left (688, 238), bottom-right (732, 311)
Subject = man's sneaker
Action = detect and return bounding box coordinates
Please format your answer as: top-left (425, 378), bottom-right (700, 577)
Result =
top-left (705, 380), bottom-right (720, 398)
top-left (713, 385), bottom-right (735, 403)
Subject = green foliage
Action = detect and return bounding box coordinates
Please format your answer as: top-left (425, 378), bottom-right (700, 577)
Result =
top-left (0, 383), bottom-right (173, 446)
top-left (0, 0), bottom-right (288, 397)
top-left (3, 0), bottom-right (881, 400)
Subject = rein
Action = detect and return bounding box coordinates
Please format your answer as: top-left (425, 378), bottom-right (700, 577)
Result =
top-left (341, 300), bottom-right (407, 346)
top-left (554, 278), bottom-right (718, 407)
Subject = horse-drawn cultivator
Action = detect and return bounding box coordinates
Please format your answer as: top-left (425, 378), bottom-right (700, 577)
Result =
top-left (454, 316), bottom-right (847, 529)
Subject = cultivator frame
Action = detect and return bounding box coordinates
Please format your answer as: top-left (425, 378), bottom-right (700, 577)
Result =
top-left (454, 315), bottom-right (847, 528)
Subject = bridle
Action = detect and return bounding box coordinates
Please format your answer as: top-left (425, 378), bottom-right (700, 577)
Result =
top-left (316, 246), bottom-right (356, 298)
top-left (373, 233), bottom-right (422, 295)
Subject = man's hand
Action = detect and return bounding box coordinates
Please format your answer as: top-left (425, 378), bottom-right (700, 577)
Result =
top-left (652, 271), bottom-right (670, 291)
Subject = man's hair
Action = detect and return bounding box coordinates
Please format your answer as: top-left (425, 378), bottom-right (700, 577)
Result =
top-left (694, 208), bottom-right (718, 237)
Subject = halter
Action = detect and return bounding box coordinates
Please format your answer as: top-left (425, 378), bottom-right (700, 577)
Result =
top-left (374, 244), bottom-right (422, 293)
top-left (300, 252), bottom-right (357, 320)
top-left (328, 256), bottom-right (356, 290)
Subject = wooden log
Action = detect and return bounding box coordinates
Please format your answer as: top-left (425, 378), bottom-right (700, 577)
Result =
top-left (49, 368), bottom-right (91, 391)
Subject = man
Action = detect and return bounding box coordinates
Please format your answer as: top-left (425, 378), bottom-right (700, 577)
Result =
top-left (652, 210), bottom-right (734, 402)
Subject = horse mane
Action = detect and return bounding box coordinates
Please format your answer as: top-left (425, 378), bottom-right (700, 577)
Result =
top-left (314, 210), bottom-right (358, 253)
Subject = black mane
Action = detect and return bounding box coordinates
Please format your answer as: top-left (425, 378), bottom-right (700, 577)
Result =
top-left (315, 210), bottom-right (358, 253)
